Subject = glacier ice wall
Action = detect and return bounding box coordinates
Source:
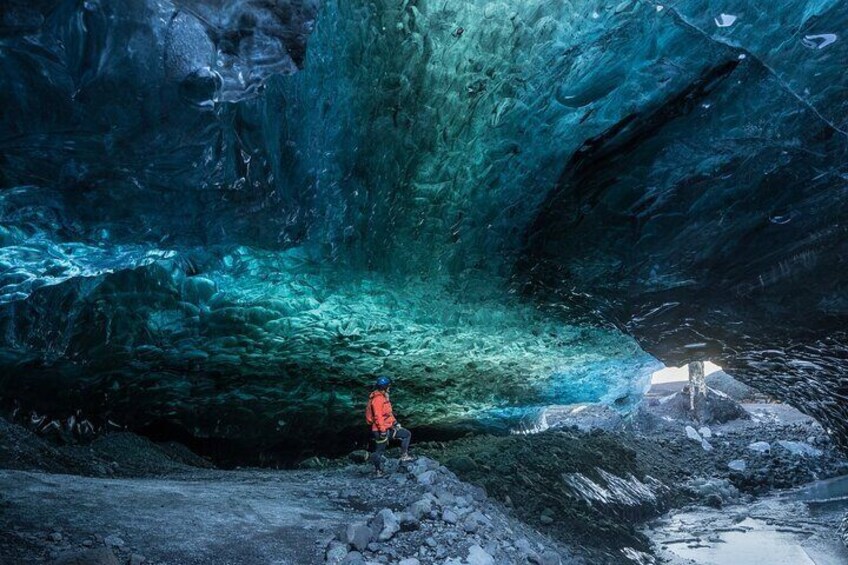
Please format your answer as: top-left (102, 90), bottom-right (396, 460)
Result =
top-left (1, 0), bottom-right (847, 450)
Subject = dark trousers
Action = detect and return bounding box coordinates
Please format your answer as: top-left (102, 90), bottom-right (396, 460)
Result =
top-left (372, 427), bottom-right (411, 471)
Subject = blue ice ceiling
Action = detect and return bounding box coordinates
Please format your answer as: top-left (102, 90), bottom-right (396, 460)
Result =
top-left (1, 0), bottom-right (847, 449)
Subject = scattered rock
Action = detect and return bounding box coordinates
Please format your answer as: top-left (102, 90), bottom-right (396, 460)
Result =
top-left (129, 554), bottom-right (146, 565)
top-left (441, 508), bottom-right (458, 524)
top-left (727, 459), bottom-right (747, 472)
top-left (340, 550), bottom-right (365, 565)
top-left (344, 522), bottom-right (371, 552)
top-left (103, 535), bottom-right (125, 548)
top-left (462, 510), bottom-right (489, 533)
top-left (325, 540), bottom-right (349, 564)
top-left (369, 508), bottom-right (400, 541)
top-left (685, 426), bottom-right (701, 442)
top-left (469, 485), bottom-right (488, 502)
top-left (698, 426), bottom-right (712, 439)
top-left (839, 513), bottom-right (847, 549)
top-left (748, 441), bottom-right (771, 454)
top-left (416, 470), bottom-right (437, 486)
top-left (48, 531), bottom-right (63, 542)
top-left (398, 559), bottom-right (420, 565)
top-left (466, 543), bottom-right (495, 565)
top-left (407, 497), bottom-right (432, 521)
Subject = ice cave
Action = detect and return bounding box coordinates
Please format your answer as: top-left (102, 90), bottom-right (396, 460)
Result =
top-left (1, 1), bottom-right (847, 564)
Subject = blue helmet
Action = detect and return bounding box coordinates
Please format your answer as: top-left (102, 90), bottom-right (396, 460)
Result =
top-left (375, 375), bottom-right (392, 389)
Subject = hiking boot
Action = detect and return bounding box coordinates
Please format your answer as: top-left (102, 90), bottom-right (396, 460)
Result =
top-left (374, 469), bottom-right (384, 478)
top-left (399, 454), bottom-right (414, 463)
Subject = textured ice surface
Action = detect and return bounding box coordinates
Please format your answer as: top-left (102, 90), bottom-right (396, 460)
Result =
top-left (1, 0), bottom-right (848, 448)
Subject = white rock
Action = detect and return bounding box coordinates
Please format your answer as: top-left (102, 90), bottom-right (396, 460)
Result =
top-left (728, 459), bottom-right (747, 472)
top-left (748, 441), bottom-right (771, 453)
top-left (370, 509), bottom-right (400, 541)
top-left (685, 426), bottom-right (702, 442)
top-left (714, 13), bottom-right (737, 27)
top-left (698, 426), bottom-right (712, 439)
top-left (466, 544), bottom-right (495, 565)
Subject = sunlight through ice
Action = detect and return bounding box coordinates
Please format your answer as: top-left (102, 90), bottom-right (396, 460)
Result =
top-left (651, 361), bottom-right (722, 384)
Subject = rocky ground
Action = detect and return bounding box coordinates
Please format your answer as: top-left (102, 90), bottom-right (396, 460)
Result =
top-left (0, 449), bottom-right (574, 565)
top-left (1, 374), bottom-right (847, 564)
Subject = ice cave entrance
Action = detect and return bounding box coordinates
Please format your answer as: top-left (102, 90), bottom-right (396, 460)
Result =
top-left (651, 361), bottom-right (723, 385)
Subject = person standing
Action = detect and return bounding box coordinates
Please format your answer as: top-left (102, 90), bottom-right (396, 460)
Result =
top-left (366, 376), bottom-right (413, 476)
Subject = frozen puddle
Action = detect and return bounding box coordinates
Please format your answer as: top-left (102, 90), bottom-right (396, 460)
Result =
top-left (646, 493), bottom-right (848, 565)
top-left (659, 517), bottom-right (817, 564)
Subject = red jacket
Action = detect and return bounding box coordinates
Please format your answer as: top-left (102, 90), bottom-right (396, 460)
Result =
top-left (366, 390), bottom-right (397, 432)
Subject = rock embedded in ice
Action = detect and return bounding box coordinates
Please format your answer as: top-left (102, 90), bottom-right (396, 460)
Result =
top-left (748, 441), bottom-right (771, 454)
top-left (727, 459), bottom-right (747, 472)
top-left (714, 13), bottom-right (737, 28)
top-left (777, 440), bottom-right (823, 458)
top-left (802, 34), bottom-right (838, 50)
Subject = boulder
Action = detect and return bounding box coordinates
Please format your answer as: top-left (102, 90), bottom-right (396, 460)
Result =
top-left (462, 511), bottom-right (489, 533)
top-left (407, 497), bottom-right (432, 521)
top-left (369, 508), bottom-right (400, 541)
top-left (466, 544), bottom-right (495, 565)
top-left (441, 508), bottom-right (459, 524)
top-left (416, 470), bottom-right (438, 486)
top-left (344, 522), bottom-right (371, 552)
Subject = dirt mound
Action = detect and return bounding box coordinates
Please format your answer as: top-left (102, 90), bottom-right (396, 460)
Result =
top-left (419, 429), bottom-right (688, 558)
top-left (0, 417), bottom-right (212, 477)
